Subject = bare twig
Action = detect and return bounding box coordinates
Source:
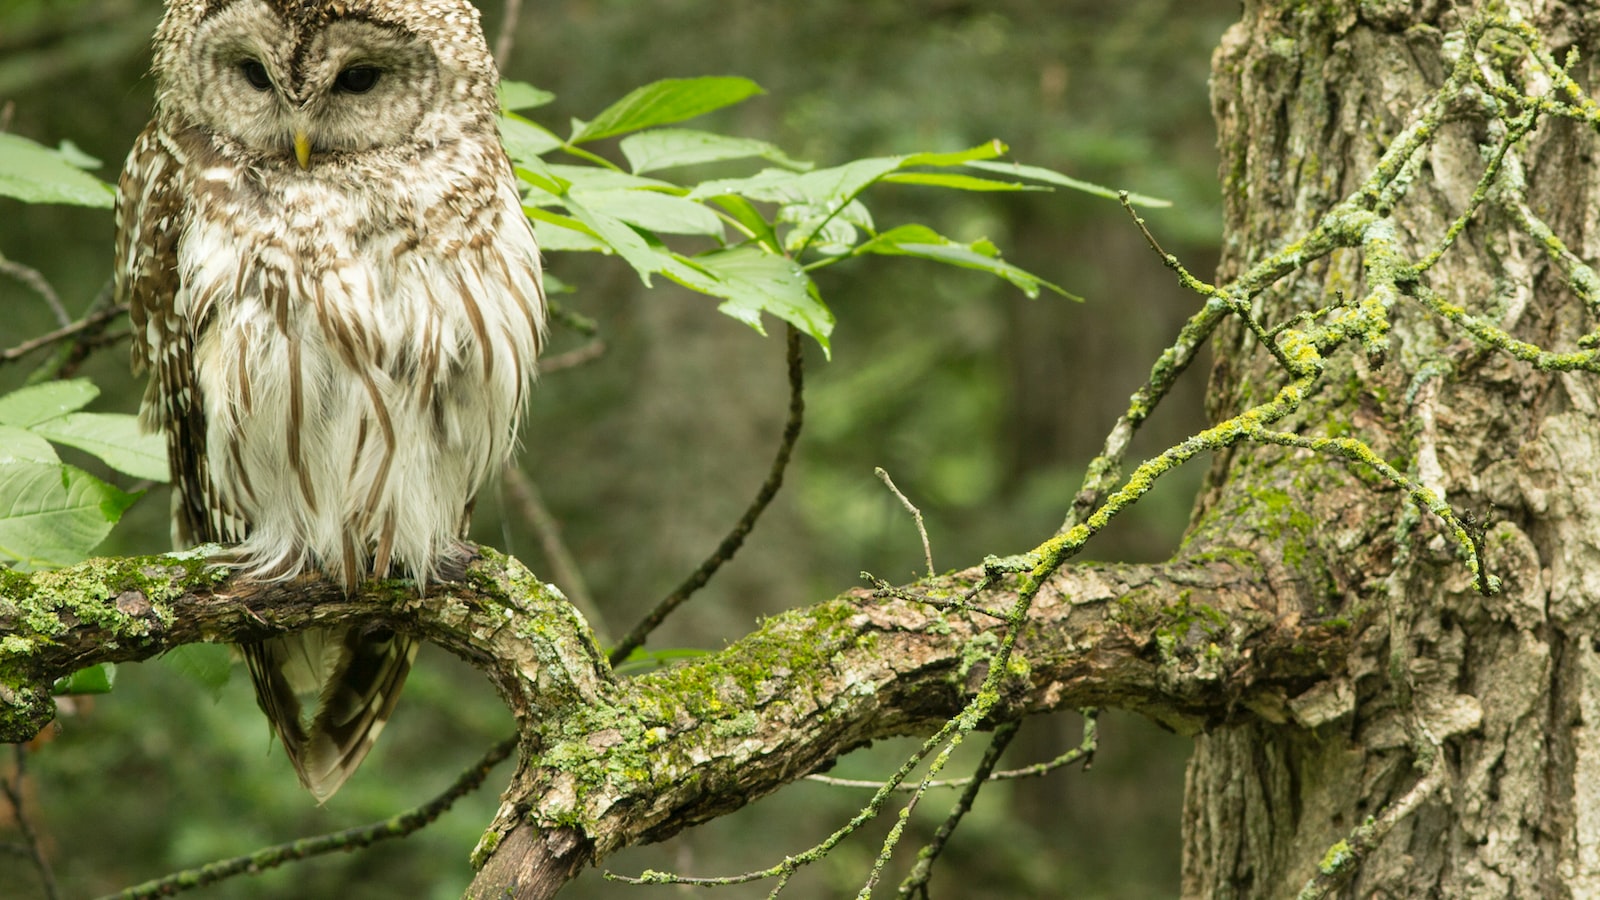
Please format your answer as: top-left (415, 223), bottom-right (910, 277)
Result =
top-left (494, 0), bottom-right (525, 70)
top-left (1294, 749), bottom-right (1448, 900)
top-left (501, 462), bottom-right (607, 645)
top-left (897, 720), bottom-right (1022, 898)
top-left (3, 745), bottom-right (60, 900)
top-left (3, 306), bottom-right (122, 361)
top-left (540, 339), bottom-right (607, 373)
top-left (875, 467), bottom-right (934, 578)
top-left (0, 251), bottom-right (69, 327)
top-left (100, 735), bottom-right (518, 900)
top-left (808, 711), bottom-right (1096, 792)
top-left (608, 324), bottom-right (806, 665)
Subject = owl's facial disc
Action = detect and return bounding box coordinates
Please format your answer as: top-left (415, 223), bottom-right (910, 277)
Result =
top-left (184, 1), bottom-right (441, 169)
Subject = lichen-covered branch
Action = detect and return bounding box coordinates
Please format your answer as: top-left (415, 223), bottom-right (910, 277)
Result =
top-left (0, 542), bottom-right (1342, 896)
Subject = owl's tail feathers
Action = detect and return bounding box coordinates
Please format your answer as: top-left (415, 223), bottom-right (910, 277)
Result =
top-left (242, 627), bottom-right (418, 803)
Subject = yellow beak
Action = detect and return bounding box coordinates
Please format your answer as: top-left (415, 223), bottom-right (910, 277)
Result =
top-left (293, 131), bottom-right (311, 169)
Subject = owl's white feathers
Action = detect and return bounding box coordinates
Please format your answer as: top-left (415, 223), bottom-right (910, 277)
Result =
top-left (119, 0), bottom-right (543, 800)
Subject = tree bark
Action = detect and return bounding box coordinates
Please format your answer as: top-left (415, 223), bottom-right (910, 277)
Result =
top-left (1185, 1), bottom-right (1600, 896)
top-left (2, 549), bottom-right (1337, 896)
top-left (8, 4), bottom-right (1600, 898)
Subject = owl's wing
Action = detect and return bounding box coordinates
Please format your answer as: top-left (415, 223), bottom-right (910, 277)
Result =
top-left (117, 125), bottom-right (237, 547)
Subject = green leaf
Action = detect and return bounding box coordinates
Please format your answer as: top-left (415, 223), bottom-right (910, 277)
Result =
top-left (162, 644), bottom-right (233, 697)
top-left (561, 195), bottom-right (674, 284)
top-left (54, 663), bottom-right (116, 695)
top-left (0, 460), bottom-right (140, 571)
top-left (965, 160), bottom-right (1172, 207)
top-left (879, 172), bottom-right (1046, 192)
top-left (525, 205), bottom-right (611, 252)
top-left (859, 225), bottom-right (1078, 300)
top-left (688, 157), bottom-right (903, 205)
top-left (571, 187), bottom-right (726, 238)
top-left (779, 199), bottom-right (873, 256)
top-left (571, 77), bottom-right (766, 144)
top-left (30, 412), bottom-right (169, 481)
top-left (900, 140), bottom-right (1009, 167)
top-left (620, 128), bottom-right (810, 175)
top-left (0, 132), bottom-right (115, 207)
top-left (0, 426), bottom-right (59, 464)
top-left (669, 246), bottom-right (834, 354)
top-left (498, 80), bottom-right (556, 112)
top-left (708, 194), bottom-right (782, 253)
top-left (499, 113), bottom-right (563, 165)
top-left (0, 379), bottom-right (99, 427)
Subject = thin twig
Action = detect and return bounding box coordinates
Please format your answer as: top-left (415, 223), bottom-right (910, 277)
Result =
top-left (862, 575), bottom-right (1009, 623)
top-left (0, 251), bottom-right (69, 326)
top-left (609, 325), bottom-right (806, 665)
top-left (540, 339), bottom-right (607, 373)
top-left (897, 720), bottom-right (1021, 898)
top-left (1, 302), bottom-right (123, 364)
top-left (874, 467), bottom-right (934, 578)
top-left (100, 735), bottom-right (518, 900)
top-left (494, 0), bottom-right (525, 70)
top-left (808, 710), bottom-right (1096, 792)
top-left (3, 745), bottom-right (60, 900)
top-left (1294, 749), bottom-right (1448, 900)
top-left (501, 462), bottom-right (608, 645)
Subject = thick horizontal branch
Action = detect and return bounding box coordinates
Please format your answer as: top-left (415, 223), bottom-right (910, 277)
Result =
top-left (0, 547), bottom-right (1350, 897)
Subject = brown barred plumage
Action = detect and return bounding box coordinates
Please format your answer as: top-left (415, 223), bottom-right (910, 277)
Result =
top-left (117, 0), bottom-right (544, 802)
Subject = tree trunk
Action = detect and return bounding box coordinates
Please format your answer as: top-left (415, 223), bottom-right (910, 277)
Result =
top-left (1184, 1), bottom-right (1600, 896)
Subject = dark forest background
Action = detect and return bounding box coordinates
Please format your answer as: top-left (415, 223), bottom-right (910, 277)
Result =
top-left (0, 1), bottom-right (1237, 896)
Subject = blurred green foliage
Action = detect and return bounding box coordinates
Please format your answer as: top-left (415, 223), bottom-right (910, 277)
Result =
top-left (0, 1), bottom-right (1236, 897)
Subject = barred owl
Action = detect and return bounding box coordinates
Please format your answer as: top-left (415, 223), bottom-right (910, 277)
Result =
top-left (115, 0), bottom-right (545, 801)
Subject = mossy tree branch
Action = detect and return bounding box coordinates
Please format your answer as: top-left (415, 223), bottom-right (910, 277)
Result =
top-left (0, 543), bottom-right (1344, 897)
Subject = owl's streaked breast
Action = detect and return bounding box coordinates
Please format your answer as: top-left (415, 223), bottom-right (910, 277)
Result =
top-left (177, 131), bottom-right (543, 586)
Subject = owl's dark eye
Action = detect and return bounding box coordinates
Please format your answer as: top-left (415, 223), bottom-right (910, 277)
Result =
top-left (239, 59), bottom-right (272, 91)
top-left (334, 66), bottom-right (381, 94)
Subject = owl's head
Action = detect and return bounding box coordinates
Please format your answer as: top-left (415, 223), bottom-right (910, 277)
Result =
top-left (152, 0), bottom-right (499, 169)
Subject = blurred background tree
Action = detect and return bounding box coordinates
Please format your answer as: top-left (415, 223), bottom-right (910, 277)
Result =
top-left (0, 1), bottom-right (1237, 896)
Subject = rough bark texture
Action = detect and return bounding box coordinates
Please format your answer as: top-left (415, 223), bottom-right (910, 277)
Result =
top-left (1185, 1), bottom-right (1600, 896)
top-left (1, 549), bottom-right (1339, 896)
top-left (9, 3), bottom-right (1600, 897)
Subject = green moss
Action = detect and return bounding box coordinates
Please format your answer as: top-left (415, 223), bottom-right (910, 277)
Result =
top-left (469, 829), bottom-right (502, 869)
top-left (1319, 839), bottom-right (1354, 874)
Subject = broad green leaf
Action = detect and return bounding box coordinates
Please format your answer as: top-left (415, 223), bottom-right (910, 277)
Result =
top-left (54, 663), bottom-right (116, 695)
top-left (562, 196), bottom-right (673, 284)
top-left (31, 412), bottom-right (169, 481)
top-left (0, 426), bottom-right (58, 464)
top-left (572, 77), bottom-right (766, 144)
top-left (162, 644), bottom-right (233, 697)
top-left (533, 220), bottom-right (609, 252)
top-left (0, 133), bottom-right (115, 208)
top-left (670, 246), bottom-right (833, 353)
top-left (880, 172), bottom-right (1046, 192)
top-left (498, 80), bottom-right (556, 112)
top-left (515, 161), bottom-right (571, 197)
top-left (708, 194), bottom-right (782, 253)
top-left (54, 140), bottom-right (103, 170)
top-left (860, 225), bottom-right (1077, 300)
top-left (499, 113), bottom-right (563, 164)
top-left (0, 460), bottom-right (140, 570)
top-left (688, 157), bottom-right (903, 206)
top-left (779, 199), bottom-right (873, 255)
top-left (0, 379), bottom-right (98, 427)
top-left (620, 128), bottom-right (810, 175)
top-left (571, 187), bottom-right (725, 238)
top-left (901, 141), bottom-right (1009, 168)
top-left (965, 160), bottom-right (1172, 207)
